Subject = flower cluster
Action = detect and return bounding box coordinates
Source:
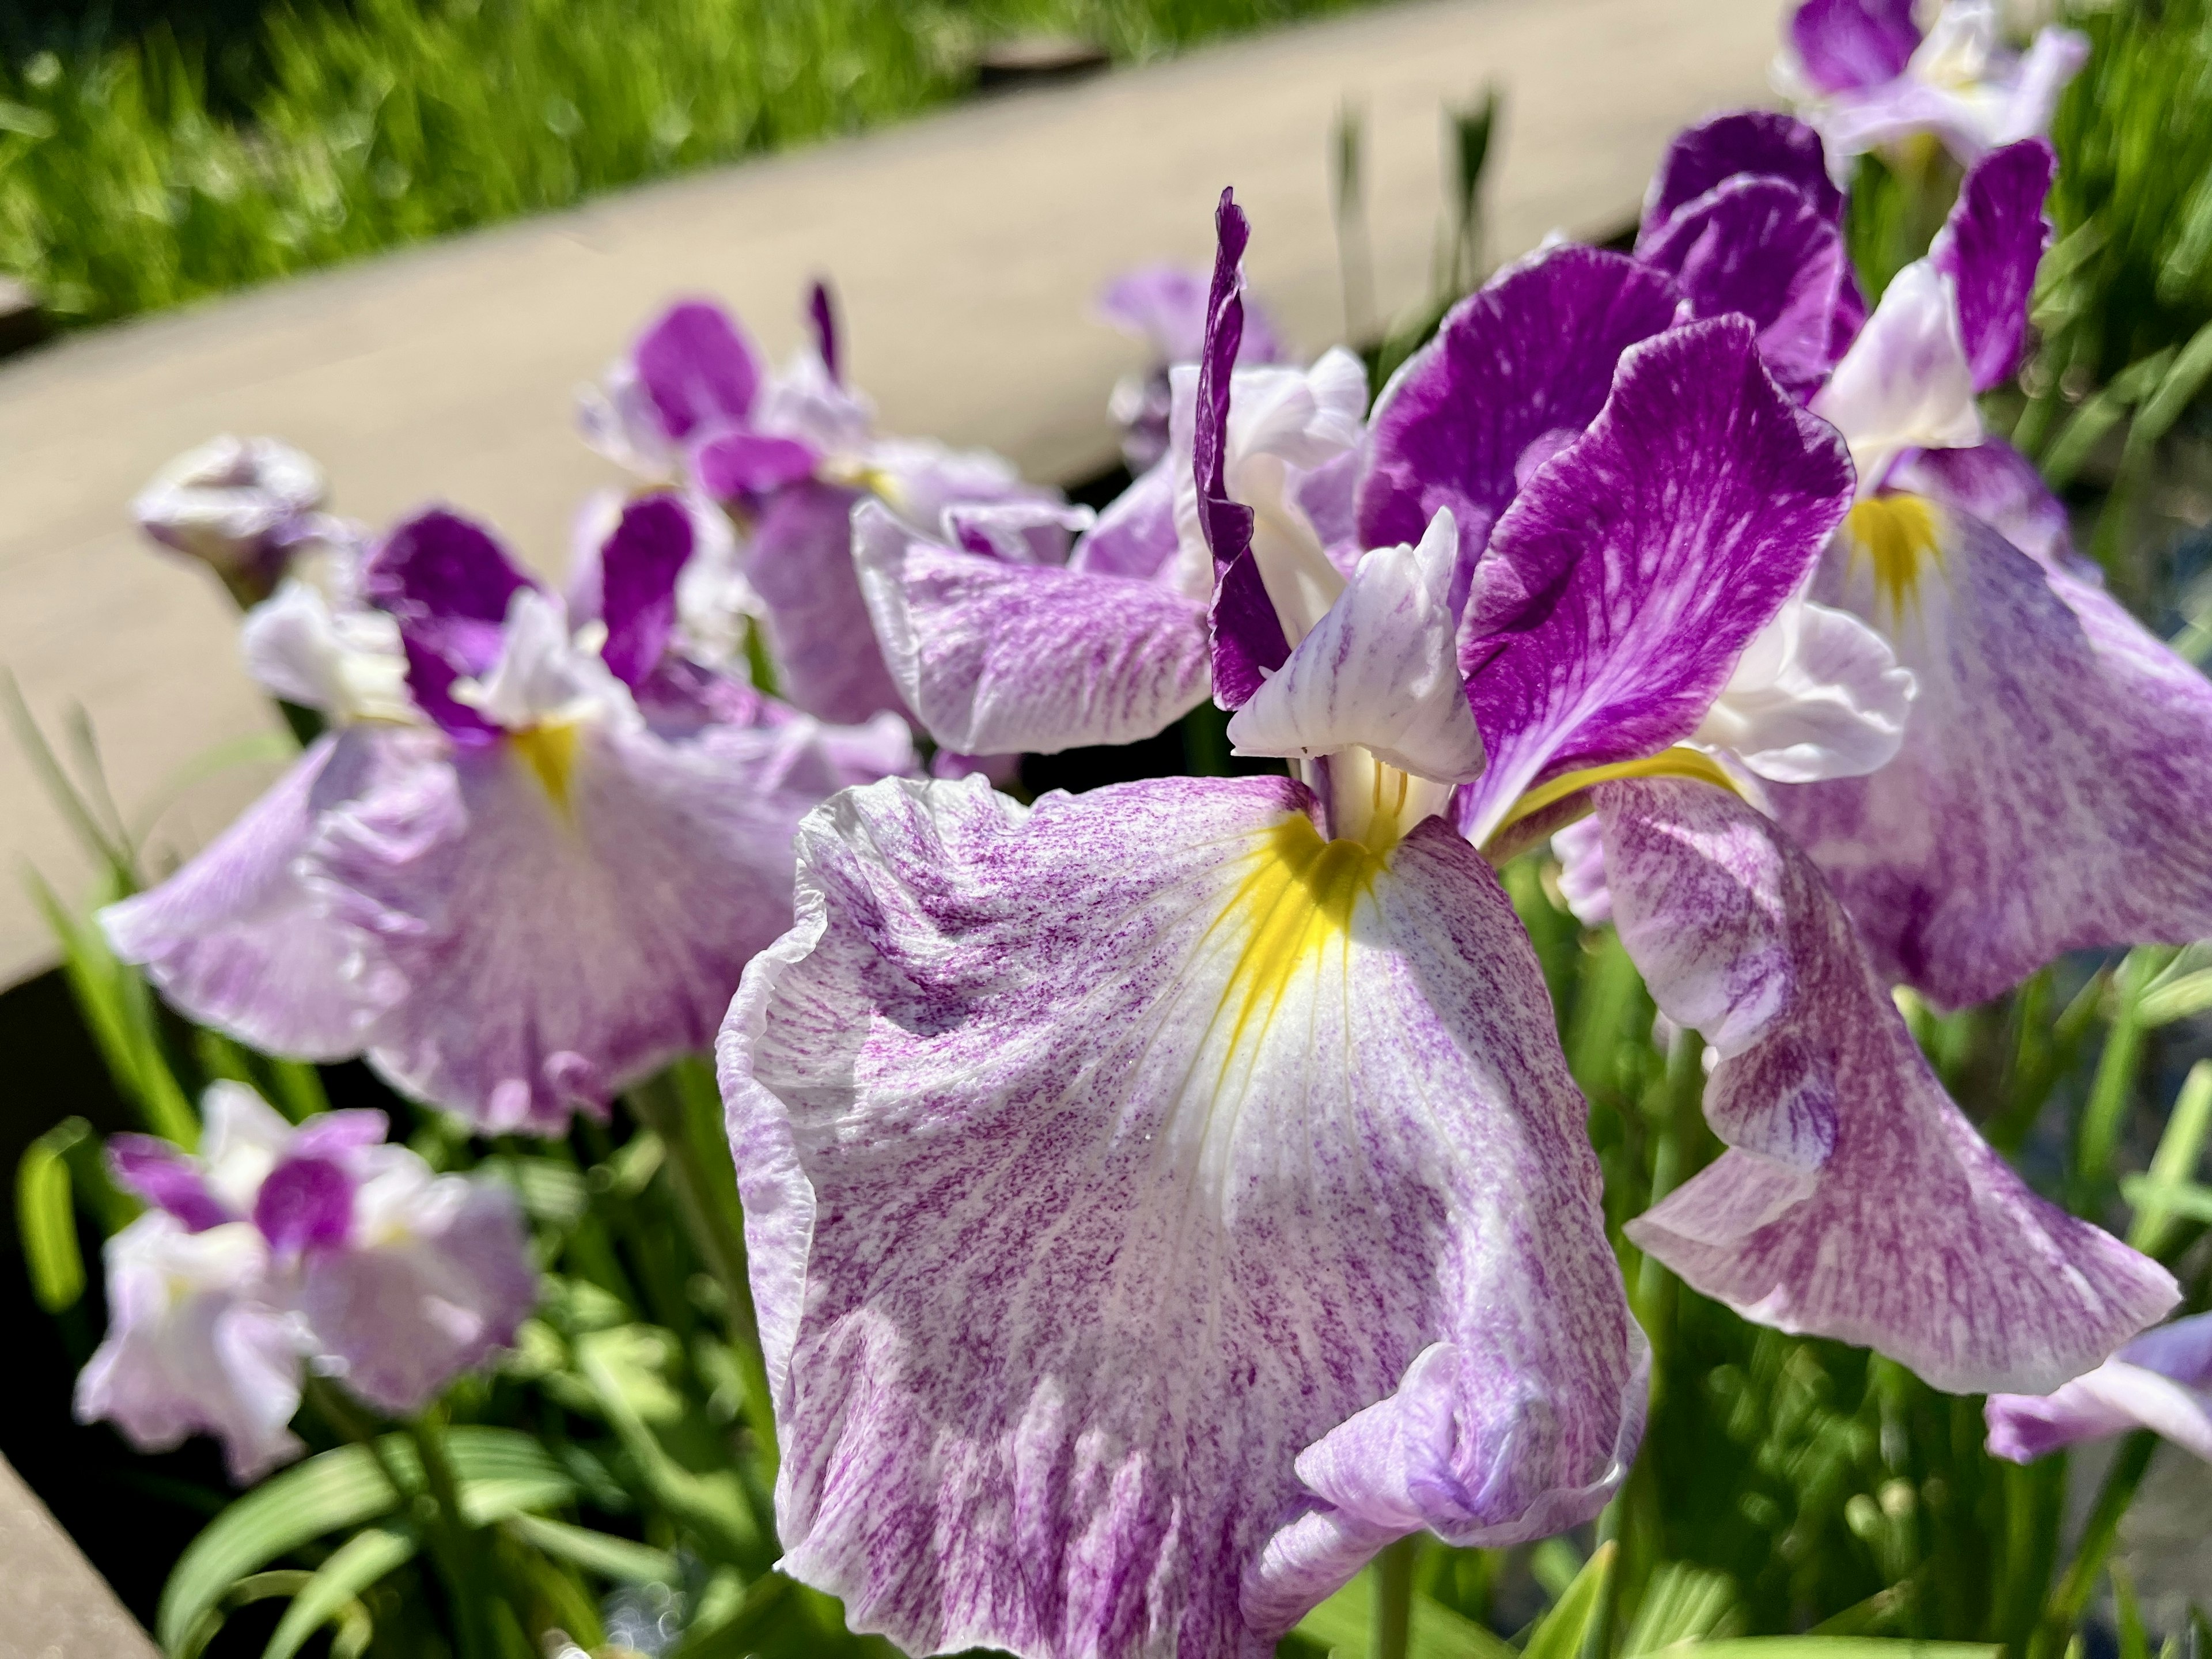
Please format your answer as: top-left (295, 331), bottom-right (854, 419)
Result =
top-left (76, 1084), bottom-right (536, 1479)
top-left (70, 5), bottom-right (2212, 1653)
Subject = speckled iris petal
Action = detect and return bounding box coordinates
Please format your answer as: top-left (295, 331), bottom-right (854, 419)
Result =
top-left (1195, 190), bottom-right (1289, 711)
top-left (366, 509), bottom-right (541, 742)
top-left (1601, 777), bottom-right (2176, 1394)
top-left (1639, 110), bottom-right (1843, 238)
top-left (1638, 176), bottom-right (1851, 395)
top-left (102, 729), bottom-right (421, 1059)
top-left (1769, 501), bottom-right (2212, 1007)
top-left (1897, 437), bottom-right (2078, 571)
top-left (305, 717), bottom-right (854, 1133)
top-left (1356, 246), bottom-right (1682, 579)
top-left (1453, 317), bottom-right (1854, 842)
top-left (1930, 139), bottom-right (2055, 393)
top-left (853, 501), bottom-right (1210, 756)
top-left (1788, 0), bottom-right (1921, 95)
top-left (719, 774), bottom-right (1641, 1659)
top-left (742, 478), bottom-right (907, 725)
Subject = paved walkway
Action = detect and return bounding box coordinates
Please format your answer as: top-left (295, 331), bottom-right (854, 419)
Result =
top-left (0, 1453), bottom-right (158, 1658)
top-left (0, 0), bottom-right (1781, 982)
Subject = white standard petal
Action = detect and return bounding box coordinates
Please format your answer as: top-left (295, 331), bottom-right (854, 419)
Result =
top-left (242, 578), bottom-right (414, 725)
top-left (1228, 509), bottom-right (1484, 785)
top-left (1812, 261), bottom-right (1983, 490)
top-left (454, 588), bottom-right (638, 734)
top-left (1694, 597), bottom-right (1917, 782)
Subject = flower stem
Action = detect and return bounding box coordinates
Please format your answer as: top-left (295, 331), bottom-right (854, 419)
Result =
top-left (2028, 1429), bottom-right (2157, 1659)
top-left (1370, 1535), bottom-right (1418, 1659)
top-left (630, 1063), bottom-right (778, 1479)
top-left (410, 1408), bottom-right (498, 1659)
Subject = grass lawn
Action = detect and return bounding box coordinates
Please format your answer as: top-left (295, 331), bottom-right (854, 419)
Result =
top-left (0, 0), bottom-right (1381, 327)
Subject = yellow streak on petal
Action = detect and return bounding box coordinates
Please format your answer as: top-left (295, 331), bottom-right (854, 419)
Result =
top-left (510, 721), bottom-right (582, 812)
top-left (1490, 745), bottom-right (1744, 842)
top-left (1214, 814), bottom-right (1382, 1059)
top-left (1844, 493), bottom-right (1943, 623)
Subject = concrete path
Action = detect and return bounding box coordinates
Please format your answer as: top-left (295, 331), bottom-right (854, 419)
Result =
top-left (0, 0), bottom-right (1782, 982)
top-left (0, 1453), bottom-right (158, 1658)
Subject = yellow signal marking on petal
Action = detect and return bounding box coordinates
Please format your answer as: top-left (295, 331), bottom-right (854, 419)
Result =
top-left (1214, 813), bottom-right (1383, 1057)
top-left (1490, 746), bottom-right (1744, 842)
top-left (1844, 493), bottom-right (1943, 622)
top-left (510, 720), bottom-right (582, 812)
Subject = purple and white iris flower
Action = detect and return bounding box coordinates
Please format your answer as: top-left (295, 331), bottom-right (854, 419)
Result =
top-left (1723, 138), bottom-right (2212, 1007)
top-left (711, 190), bottom-right (1925, 1658)
top-left (1986, 1313), bottom-right (2212, 1465)
top-left (1097, 262), bottom-right (1289, 471)
top-left (581, 287), bottom-right (1063, 730)
top-left (1777, 0), bottom-right (2089, 179)
top-left (853, 337), bottom-right (1365, 761)
top-left (105, 493), bottom-right (911, 1134)
top-left (134, 435), bottom-right (351, 605)
top-left (76, 1083), bottom-right (537, 1478)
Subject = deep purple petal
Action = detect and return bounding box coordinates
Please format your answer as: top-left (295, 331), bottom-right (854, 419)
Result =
top-left (101, 730), bottom-right (418, 1060)
top-left (808, 279), bottom-right (842, 385)
top-left (854, 502), bottom-right (1210, 755)
top-left (1355, 247), bottom-right (1682, 581)
top-left (1771, 501), bottom-right (2212, 1007)
top-left (253, 1155), bottom-right (356, 1256)
top-left (365, 509), bottom-right (535, 643)
top-left (1603, 778), bottom-right (2176, 1393)
top-left (108, 1135), bottom-right (232, 1231)
top-left (1789, 0), bottom-right (1921, 94)
top-left (598, 493), bottom-right (695, 690)
top-left (744, 479), bottom-right (907, 725)
top-left (691, 432), bottom-right (822, 501)
top-left (1930, 139), bottom-right (2056, 393)
top-left (634, 300), bottom-right (765, 441)
top-left (1195, 188), bottom-right (1290, 711)
top-left (1453, 317), bottom-right (1854, 842)
top-left (1640, 110), bottom-right (1844, 238)
top-left (1639, 176), bottom-right (1852, 395)
top-left (719, 774), bottom-right (1640, 1656)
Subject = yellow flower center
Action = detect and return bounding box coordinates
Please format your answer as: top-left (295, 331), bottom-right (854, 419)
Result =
top-left (1215, 813), bottom-right (1382, 1055)
top-left (1844, 494), bottom-right (1943, 623)
top-left (510, 720), bottom-right (582, 811)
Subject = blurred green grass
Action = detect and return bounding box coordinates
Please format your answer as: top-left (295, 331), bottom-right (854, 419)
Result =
top-left (0, 0), bottom-right (1374, 327)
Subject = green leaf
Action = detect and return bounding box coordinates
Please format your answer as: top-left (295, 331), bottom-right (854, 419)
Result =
top-left (2119, 1176), bottom-right (2212, 1226)
top-left (2041, 348), bottom-right (2174, 491)
top-left (1525, 1540), bottom-right (1613, 1659)
top-left (160, 1445), bottom-right (406, 1653)
top-left (1683, 1643), bottom-right (1999, 1659)
top-left (260, 1525), bottom-right (417, 1659)
top-left (2128, 315), bottom-right (2212, 454)
top-left (16, 1119), bottom-right (87, 1310)
top-left (1291, 1564), bottom-right (1515, 1659)
top-left (2129, 1058), bottom-right (2212, 1252)
top-left (160, 1427), bottom-right (575, 1652)
top-left (1623, 1562), bottom-right (1740, 1653)
top-left (502, 1512), bottom-right (676, 1584)
top-left (2135, 968), bottom-right (2212, 1028)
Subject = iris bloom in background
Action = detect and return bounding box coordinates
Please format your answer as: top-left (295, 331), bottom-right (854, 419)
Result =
top-left (1987, 1313), bottom-right (2212, 1465)
top-left (1096, 262), bottom-right (1288, 471)
top-left (581, 286), bottom-right (1063, 730)
top-left (1778, 0), bottom-right (2088, 178)
top-left (133, 434), bottom-right (350, 607)
top-left (107, 491), bottom-right (909, 1134)
top-left (717, 192), bottom-right (1888, 1658)
top-left (76, 1083), bottom-right (536, 1477)
top-left (1731, 137), bottom-right (2212, 1007)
